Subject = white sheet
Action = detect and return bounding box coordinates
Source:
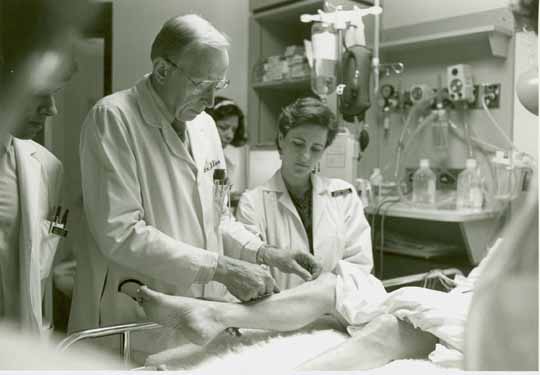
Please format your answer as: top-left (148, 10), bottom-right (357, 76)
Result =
top-left (145, 317), bottom-right (348, 370)
top-left (144, 317), bottom-right (459, 372)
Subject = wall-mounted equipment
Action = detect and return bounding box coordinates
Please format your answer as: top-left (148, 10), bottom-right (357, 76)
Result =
top-left (447, 64), bottom-right (475, 103)
top-left (410, 84), bottom-right (433, 104)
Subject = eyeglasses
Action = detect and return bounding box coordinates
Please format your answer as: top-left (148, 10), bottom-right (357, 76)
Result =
top-left (165, 57), bottom-right (229, 93)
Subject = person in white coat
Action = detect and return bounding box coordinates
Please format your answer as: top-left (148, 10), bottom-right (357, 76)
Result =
top-left (236, 97), bottom-right (373, 289)
top-left (69, 15), bottom-right (321, 358)
top-left (0, 50), bottom-right (75, 335)
top-left (206, 96), bottom-right (248, 205)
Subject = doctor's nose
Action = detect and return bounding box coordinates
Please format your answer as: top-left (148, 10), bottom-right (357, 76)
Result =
top-left (38, 95), bottom-right (58, 117)
top-left (203, 87), bottom-right (217, 108)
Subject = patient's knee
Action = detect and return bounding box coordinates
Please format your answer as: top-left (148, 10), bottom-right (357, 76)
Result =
top-left (353, 314), bottom-right (436, 358)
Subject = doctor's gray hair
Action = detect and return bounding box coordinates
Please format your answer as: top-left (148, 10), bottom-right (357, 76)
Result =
top-left (151, 14), bottom-right (230, 62)
top-left (276, 97), bottom-right (338, 151)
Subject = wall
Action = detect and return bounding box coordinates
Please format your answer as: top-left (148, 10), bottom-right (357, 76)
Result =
top-left (48, 38), bottom-right (104, 262)
top-left (111, 0), bottom-right (250, 111)
top-left (512, 31), bottom-right (538, 158)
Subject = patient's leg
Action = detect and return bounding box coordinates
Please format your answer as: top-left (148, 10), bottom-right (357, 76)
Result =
top-left (296, 314), bottom-right (437, 371)
top-left (135, 273), bottom-right (337, 345)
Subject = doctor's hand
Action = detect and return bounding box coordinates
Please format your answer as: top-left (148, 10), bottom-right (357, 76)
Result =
top-left (213, 256), bottom-right (280, 302)
top-left (257, 245), bottom-right (323, 282)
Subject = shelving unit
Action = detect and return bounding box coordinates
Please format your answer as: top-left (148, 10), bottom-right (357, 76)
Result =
top-left (366, 203), bottom-right (503, 265)
top-left (248, 0), bottom-right (367, 146)
top-left (252, 77), bottom-right (311, 90)
top-left (364, 203), bottom-right (499, 222)
top-left (377, 25), bottom-right (513, 58)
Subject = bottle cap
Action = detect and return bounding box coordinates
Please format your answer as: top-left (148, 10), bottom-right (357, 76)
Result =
top-left (373, 168), bottom-right (381, 174)
top-left (420, 159), bottom-right (429, 168)
top-left (492, 150), bottom-right (509, 165)
top-left (213, 168), bottom-right (226, 182)
top-left (466, 159), bottom-right (477, 169)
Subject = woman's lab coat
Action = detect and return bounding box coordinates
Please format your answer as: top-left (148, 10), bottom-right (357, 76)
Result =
top-left (236, 170), bottom-right (373, 290)
top-left (69, 77), bottom-right (262, 345)
top-left (13, 138), bottom-right (63, 334)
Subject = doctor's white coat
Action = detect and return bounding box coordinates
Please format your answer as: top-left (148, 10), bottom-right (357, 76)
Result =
top-left (69, 77), bottom-right (262, 338)
top-left (236, 170), bottom-right (373, 290)
top-left (12, 138), bottom-right (63, 334)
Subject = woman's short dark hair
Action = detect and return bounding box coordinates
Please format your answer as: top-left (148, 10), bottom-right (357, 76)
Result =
top-left (206, 96), bottom-right (247, 147)
top-left (276, 97), bottom-right (338, 151)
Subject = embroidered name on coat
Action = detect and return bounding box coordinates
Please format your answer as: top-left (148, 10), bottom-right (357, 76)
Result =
top-left (203, 159), bottom-right (221, 173)
top-left (331, 188), bottom-right (353, 197)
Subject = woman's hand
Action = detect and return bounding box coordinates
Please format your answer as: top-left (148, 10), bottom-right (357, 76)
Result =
top-left (258, 245), bottom-right (323, 281)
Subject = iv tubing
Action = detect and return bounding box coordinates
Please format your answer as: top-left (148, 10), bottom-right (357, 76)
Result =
top-left (372, 0), bottom-right (380, 94)
top-left (448, 120), bottom-right (502, 154)
top-left (393, 108), bottom-right (418, 178)
top-left (461, 105), bottom-right (475, 158)
top-left (393, 110), bottom-right (437, 180)
top-left (393, 113), bottom-right (436, 200)
top-left (481, 96), bottom-right (519, 152)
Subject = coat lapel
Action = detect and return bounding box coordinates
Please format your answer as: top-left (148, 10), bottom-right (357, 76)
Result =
top-left (311, 174), bottom-right (329, 233)
top-left (13, 138), bottom-right (43, 330)
top-left (265, 170), bottom-right (301, 222)
top-left (187, 122), bottom-right (207, 174)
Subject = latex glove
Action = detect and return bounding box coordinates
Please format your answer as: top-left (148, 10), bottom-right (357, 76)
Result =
top-left (213, 256), bottom-right (280, 302)
top-left (258, 245), bottom-right (323, 281)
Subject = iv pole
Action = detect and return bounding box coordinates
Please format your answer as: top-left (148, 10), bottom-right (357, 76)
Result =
top-left (301, 2), bottom-right (382, 124)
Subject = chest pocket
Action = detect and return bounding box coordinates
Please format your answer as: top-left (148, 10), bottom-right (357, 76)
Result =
top-left (39, 219), bottom-right (61, 280)
top-left (315, 197), bottom-right (347, 271)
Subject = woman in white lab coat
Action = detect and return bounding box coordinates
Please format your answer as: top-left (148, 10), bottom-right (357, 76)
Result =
top-left (236, 97), bottom-right (373, 290)
top-left (206, 96), bottom-right (248, 204)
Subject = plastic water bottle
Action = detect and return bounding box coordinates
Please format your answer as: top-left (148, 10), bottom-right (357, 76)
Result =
top-left (412, 159), bottom-right (436, 205)
top-left (491, 151), bottom-right (513, 201)
top-left (369, 168), bottom-right (383, 201)
top-left (310, 22), bottom-right (337, 100)
top-left (456, 159), bottom-right (483, 210)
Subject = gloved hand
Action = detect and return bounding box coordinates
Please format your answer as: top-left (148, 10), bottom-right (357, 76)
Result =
top-left (257, 245), bottom-right (323, 281)
top-left (213, 256), bottom-right (280, 302)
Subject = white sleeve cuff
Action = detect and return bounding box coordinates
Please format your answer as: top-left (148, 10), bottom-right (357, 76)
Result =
top-left (194, 251), bottom-right (219, 283)
top-left (240, 237), bottom-right (265, 264)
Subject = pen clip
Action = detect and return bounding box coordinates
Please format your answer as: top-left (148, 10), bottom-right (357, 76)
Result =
top-left (61, 209), bottom-right (70, 226)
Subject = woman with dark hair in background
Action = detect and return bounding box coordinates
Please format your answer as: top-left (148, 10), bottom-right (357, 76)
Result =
top-left (207, 96), bottom-right (248, 204)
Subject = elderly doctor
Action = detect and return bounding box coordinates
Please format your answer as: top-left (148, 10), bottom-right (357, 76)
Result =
top-left (69, 14), bottom-right (321, 353)
top-left (0, 50), bottom-right (74, 334)
top-left (236, 97), bottom-right (373, 289)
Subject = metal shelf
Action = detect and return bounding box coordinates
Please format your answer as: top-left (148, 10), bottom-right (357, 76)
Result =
top-left (365, 202), bottom-right (503, 265)
top-left (365, 202), bottom-right (500, 222)
top-left (374, 25), bottom-right (513, 58)
top-left (252, 77), bottom-right (311, 90)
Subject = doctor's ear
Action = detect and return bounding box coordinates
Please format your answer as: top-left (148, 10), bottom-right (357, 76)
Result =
top-left (152, 58), bottom-right (170, 84)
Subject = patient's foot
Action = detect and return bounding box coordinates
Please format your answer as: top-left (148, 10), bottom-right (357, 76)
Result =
top-left (137, 286), bottom-right (226, 346)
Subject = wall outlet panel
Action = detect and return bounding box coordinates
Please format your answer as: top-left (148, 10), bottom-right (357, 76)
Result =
top-left (393, 83), bottom-right (500, 111)
top-left (472, 83), bottom-right (501, 109)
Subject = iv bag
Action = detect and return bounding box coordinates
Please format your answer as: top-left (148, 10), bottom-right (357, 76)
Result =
top-left (311, 22), bottom-right (337, 100)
